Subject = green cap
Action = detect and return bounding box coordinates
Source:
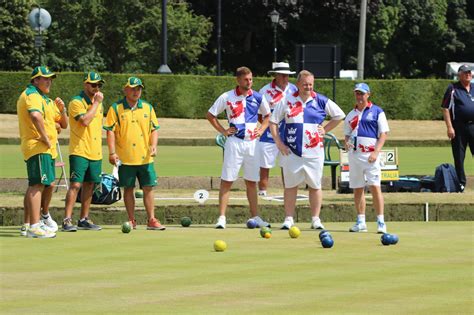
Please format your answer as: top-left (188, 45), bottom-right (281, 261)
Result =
top-left (30, 66), bottom-right (56, 80)
top-left (84, 71), bottom-right (105, 84)
top-left (124, 77), bottom-right (144, 89)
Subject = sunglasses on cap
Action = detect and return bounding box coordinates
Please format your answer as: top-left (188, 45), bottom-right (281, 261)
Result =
top-left (88, 83), bottom-right (103, 88)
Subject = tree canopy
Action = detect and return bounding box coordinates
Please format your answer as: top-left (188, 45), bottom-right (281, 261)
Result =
top-left (0, 0), bottom-right (472, 78)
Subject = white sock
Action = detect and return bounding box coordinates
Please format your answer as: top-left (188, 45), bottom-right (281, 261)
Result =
top-left (285, 216), bottom-right (293, 222)
top-left (377, 215), bottom-right (385, 223)
top-left (41, 213), bottom-right (50, 219)
top-left (357, 214), bottom-right (366, 224)
top-left (30, 223), bottom-right (40, 229)
top-left (312, 216), bottom-right (320, 222)
top-left (23, 223), bottom-right (30, 227)
top-left (219, 215), bottom-right (226, 220)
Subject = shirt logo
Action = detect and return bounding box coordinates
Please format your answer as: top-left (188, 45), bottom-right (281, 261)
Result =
top-left (287, 127), bottom-right (297, 135)
top-left (366, 112), bottom-right (374, 120)
top-left (246, 128), bottom-right (259, 140)
top-left (350, 115), bottom-right (359, 130)
top-left (287, 101), bottom-right (303, 118)
top-left (266, 89), bottom-right (283, 105)
top-left (304, 130), bottom-right (322, 148)
top-left (227, 100), bottom-right (244, 119)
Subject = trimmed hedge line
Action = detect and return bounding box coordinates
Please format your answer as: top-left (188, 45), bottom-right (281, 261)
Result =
top-left (0, 71), bottom-right (451, 120)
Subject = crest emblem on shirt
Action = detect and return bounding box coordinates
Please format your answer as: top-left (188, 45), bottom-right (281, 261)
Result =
top-left (304, 130), bottom-right (322, 148)
top-left (287, 101), bottom-right (303, 118)
top-left (266, 89), bottom-right (283, 106)
top-left (227, 100), bottom-right (244, 119)
top-left (366, 112), bottom-right (374, 121)
top-left (246, 128), bottom-right (259, 140)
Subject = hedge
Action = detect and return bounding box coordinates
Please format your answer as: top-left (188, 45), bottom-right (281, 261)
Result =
top-left (0, 71), bottom-right (452, 120)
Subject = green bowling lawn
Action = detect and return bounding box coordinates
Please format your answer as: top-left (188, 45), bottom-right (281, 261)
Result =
top-left (1, 222), bottom-right (472, 314)
top-left (0, 145), bottom-right (472, 178)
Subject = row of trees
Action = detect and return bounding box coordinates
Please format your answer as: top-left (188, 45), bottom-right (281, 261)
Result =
top-left (1, 0), bottom-right (473, 78)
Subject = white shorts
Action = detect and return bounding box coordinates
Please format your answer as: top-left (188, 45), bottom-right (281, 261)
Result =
top-left (280, 152), bottom-right (324, 189)
top-left (258, 141), bottom-right (280, 168)
top-left (348, 152), bottom-right (382, 188)
top-left (221, 136), bottom-right (260, 182)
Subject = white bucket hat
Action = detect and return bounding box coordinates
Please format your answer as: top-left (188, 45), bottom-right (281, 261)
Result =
top-left (267, 62), bottom-right (296, 75)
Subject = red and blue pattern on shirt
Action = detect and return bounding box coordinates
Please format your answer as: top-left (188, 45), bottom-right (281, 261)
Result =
top-left (259, 80), bottom-right (297, 143)
top-left (208, 86), bottom-right (270, 141)
top-left (344, 102), bottom-right (389, 153)
top-left (271, 91), bottom-right (344, 158)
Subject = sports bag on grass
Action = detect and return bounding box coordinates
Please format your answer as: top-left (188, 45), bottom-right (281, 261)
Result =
top-left (77, 173), bottom-right (122, 205)
top-left (433, 163), bottom-right (462, 193)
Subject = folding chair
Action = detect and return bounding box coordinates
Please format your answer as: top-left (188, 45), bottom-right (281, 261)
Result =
top-left (54, 142), bottom-right (69, 192)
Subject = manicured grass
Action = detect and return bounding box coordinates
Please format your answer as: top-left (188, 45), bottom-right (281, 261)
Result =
top-left (0, 222), bottom-right (472, 314)
top-left (0, 145), bottom-right (471, 178)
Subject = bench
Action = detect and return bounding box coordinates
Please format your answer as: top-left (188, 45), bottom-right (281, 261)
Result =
top-left (215, 132), bottom-right (343, 190)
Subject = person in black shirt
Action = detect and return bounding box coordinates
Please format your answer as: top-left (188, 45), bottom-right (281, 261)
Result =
top-left (441, 64), bottom-right (474, 191)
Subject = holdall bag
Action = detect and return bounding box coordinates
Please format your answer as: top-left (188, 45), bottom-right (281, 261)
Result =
top-left (433, 163), bottom-right (462, 193)
top-left (77, 173), bottom-right (122, 205)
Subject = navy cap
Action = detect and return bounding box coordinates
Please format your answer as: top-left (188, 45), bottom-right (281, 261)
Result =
top-left (458, 64), bottom-right (472, 73)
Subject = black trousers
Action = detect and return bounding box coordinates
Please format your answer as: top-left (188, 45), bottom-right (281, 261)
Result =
top-left (451, 121), bottom-right (474, 187)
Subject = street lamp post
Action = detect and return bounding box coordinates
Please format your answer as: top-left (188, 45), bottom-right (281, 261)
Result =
top-left (28, 6), bottom-right (51, 66)
top-left (269, 10), bottom-right (280, 62)
top-left (158, 0), bottom-right (172, 74)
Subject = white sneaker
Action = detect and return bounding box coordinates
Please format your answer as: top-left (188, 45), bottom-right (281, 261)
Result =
top-left (20, 224), bottom-right (29, 236)
top-left (281, 217), bottom-right (294, 230)
top-left (40, 221), bottom-right (56, 233)
top-left (41, 214), bottom-right (59, 233)
top-left (27, 226), bottom-right (56, 238)
top-left (377, 221), bottom-right (387, 234)
top-left (349, 222), bottom-right (368, 232)
top-left (311, 218), bottom-right (325, 230)
top-left (215, 216), bottom-right (226, 229)
top-left (258, 190), bottom-right (267, 197)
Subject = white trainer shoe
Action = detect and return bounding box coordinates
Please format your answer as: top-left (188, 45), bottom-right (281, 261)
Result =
top-left (41, 214), bottom-right (59, 233)
top-left (258, 190), bottom-right (267, 197)
top-left (20, 223), bottom-right (29, 236)
top-left (27, 226), bottom-right (56, 238)
top-left (281, 217), bottom-right (294, 230)
top-left (40, 221), bottom-right (56, 233)
top-left (215, 216), bottom-right (226, 229)
top-left (349, 222), bottom-right (368, 232)
top-left (377, 221), bottom-right (387, 234)
top-left (311, 218), bottom-right (325, 230)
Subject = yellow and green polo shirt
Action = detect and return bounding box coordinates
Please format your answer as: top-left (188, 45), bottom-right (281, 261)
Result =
top-left (68, 91), bottom-right (104, 160)
top-left (17, 84), bottom-right (61, 160)
top-left (104, 98), bottom-right (159, 165)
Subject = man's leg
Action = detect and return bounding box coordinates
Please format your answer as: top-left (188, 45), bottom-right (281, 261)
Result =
top-left (142, 186), bottom-right (155, 220)
top-left (79, 182), bottom-right (94, 219)
top-left (308, 188), bottom-right (322, 217)
top-left (349, 187), bottom-right (367, 232)
top-left (41, 184), bottom-right (54, 216)
top-left (354, 187), bottom-right (366, 215)
top-left (26, 184), bottom-right (44, 225)
top-left (63, 182), bottom-right (81, 231)
top-left (245, 180), bottom-right (258, 217)
top-left (218, 180), bottom-right (233, 217)
top-left (370, 185), bottom-right (387, 233)
top-left (123, 187), bottom-right (135, 222)
top-left (258, 167), bottom-right (270, 195)
top-left (284, 186), bottom-right (298, 218)
top-left (451, 123), bottom-right (468, 187)
top-left (23, 194), bottom-right (29, 223)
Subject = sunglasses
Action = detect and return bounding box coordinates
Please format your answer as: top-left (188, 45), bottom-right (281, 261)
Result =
top-left (88, 83), bottom-right (103, 88)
